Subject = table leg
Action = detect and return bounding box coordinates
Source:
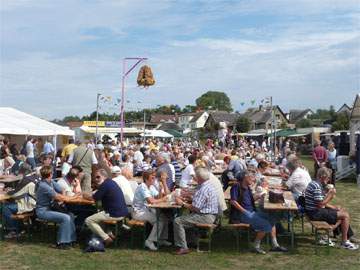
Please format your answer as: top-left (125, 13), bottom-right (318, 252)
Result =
top-left (156, 208), bottom-right (160, 247)
top-left (0, 202), bottom-right (4, 240)
top-left (288, 211), bottom-right (294, 249)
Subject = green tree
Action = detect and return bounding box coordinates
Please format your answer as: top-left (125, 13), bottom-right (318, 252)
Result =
top-left (196, 91), bottom-right (233, 112)
top-left (332, 112), bottom-right (350, 131)
top-left (235, 116), bottom-right (251, 133)
top-left (295, 118), bottom-right (313, 128)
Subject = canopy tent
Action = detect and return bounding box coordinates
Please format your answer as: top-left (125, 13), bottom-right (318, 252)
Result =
top-left (140, 129), bottom-right (173, 138)
top-left (0, 107), bottom-right (74, 136)
top-left (276, 129), bottom-right (297, 137)
top-left (162, 129), bottom-right (184, 138)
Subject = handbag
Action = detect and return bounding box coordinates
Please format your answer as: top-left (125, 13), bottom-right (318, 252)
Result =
top-left (50, 200), bottom-right (68, 214)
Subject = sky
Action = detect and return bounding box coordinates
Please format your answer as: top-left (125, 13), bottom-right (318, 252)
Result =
top-left (0, 0), bottom-right (359, 120)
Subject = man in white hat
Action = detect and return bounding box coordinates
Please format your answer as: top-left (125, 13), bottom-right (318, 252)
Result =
top-left (111, 166), bottom-right (134, 210)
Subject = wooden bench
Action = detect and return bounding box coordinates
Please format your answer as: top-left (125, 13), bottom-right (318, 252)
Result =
top-left (102, 218), bottom-right (126, 247)
top-left (194, 223), bottom-right (219, 252)
top-left (10, 212), bottom-right (34, 241)
top-left (308, 220), bottom-right (334, 254)
top-left (126, 219), bottom-right (147, 249)
top-left (226, 223), bottom-right (251, 251)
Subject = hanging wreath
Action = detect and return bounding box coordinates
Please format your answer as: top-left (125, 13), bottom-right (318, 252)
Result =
top-left (137, 65), bottom-right (155, 87)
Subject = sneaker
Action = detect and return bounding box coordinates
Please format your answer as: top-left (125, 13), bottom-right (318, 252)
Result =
top-left (349, 236), bottom-right (360, 244)
top-left (4, 231), bottom-right (17, 239)
top-left (341, 241), bottom-right (359, 250)
top-left (158, 240), bottom-right (172, 247)
top-left (270, 246), bottom-right (288, 252)
top-left (145, 239), bottom-right (158, 251)
top-left (253, 247), bottom-right (266, 254)
top-left (318, 237), bottom-right (336, 247)
top-left (175, 248), bottom-right (190, 255)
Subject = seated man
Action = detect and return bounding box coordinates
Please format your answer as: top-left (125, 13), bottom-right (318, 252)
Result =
top-left (284, 157), bottom-right (312, 200)
top-left (304, 167), bottom-right (358, 250)
top-left (2, 163), bottom-right (36, 239)
top-left (111, 166), bottom-right (134, 211)
top-left (230, 170), bottom-right (287, 254)
top-left (84, 169), bottom-right (128, 246)
top-left (174, 167), bottom-right (219, 255)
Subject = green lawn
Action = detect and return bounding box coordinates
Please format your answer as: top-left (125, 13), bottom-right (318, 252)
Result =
top-left (1, 156), bottom-right (359, 270)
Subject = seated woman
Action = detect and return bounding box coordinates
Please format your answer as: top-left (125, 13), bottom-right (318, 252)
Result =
top-left (132, 169), bottom-right (171, 251)
top-left (229, 170), bottom-right (288, 254)
top-left (35, 165), bottom-right (76, 249)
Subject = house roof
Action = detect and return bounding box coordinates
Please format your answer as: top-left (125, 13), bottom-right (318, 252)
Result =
top-left (189, 112), bottom-right (206, 123)
top-left (157, 121), bottom-right (183, 131)
top-left (337, 103), bottom-right (352, 114)
top-left (289, 109), bottom-right (313, 123)
top-left (351, 94), bottom-right (360, 119)
top-left (150, 114), bottom-right (177, 123)
top-left (208, 111), bottom-right (239, 125)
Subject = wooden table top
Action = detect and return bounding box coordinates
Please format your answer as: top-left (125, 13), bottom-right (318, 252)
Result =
top-left (148, 201), bottom-right (182, 209)
top-left (0, 175), bottom-right (22, 183)
top-left (63, 196), bottom-right (95, 205)
top-left (263, 191), bottom-right (298, 211)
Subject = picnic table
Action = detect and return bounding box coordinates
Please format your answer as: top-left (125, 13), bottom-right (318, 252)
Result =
top-left (263, 191), bottom-right (298, 249)
top-left (148, 200), bottom-right (182, 246)
top-left (63, 196), bottom-right (95, 205)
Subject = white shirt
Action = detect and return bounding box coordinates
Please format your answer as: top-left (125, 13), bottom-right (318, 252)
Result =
top-left (112, 175), bottom-right (134, 206)
top-left (180, 164), bottom-right (195, 187)
top-left (209, 173), bottom-right (227, 212)
top-left (169, 163), bottom-right (175, 182)
top-left (133, 151), bottom-right (144, 165)
top-left (26, 141), bottom-right (34, 158)
top-left (286, 167), bottom-right (312, 197)
top-left (57, 177), bottom-right (75, 196)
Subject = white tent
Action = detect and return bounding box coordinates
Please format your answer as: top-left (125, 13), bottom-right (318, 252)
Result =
top-left (140, 129), bottom-right (173, 138)
top-left (0, 107), bottom-right (74, 136)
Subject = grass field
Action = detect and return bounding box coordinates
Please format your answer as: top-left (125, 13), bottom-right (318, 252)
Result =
top-left (1, 156), bottom-right (359, 270)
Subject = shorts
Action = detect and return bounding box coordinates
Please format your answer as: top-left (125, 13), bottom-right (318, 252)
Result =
top-left (306, 208), bottom-right (338, 225)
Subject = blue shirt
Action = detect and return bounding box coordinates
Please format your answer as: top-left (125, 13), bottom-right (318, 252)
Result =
top-left (35, 179), bottom-right (62, 208)
top-left (230, 183), bottom-right (255, 212)
top-left (93, 179), bottom-right (128, 218)
top-left (43, 142), bottom-right (55, 154)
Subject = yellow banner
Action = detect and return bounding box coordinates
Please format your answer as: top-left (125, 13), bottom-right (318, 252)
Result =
top-left (83, 121), bottom-right (105, 127)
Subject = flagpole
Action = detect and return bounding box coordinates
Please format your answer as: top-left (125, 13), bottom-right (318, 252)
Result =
top-left (95, 93), bottom-right (101, 145)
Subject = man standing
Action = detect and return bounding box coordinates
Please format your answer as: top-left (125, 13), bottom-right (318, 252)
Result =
top-left (43, 138), bottom-right (55, 155)
top-left (174, 167), bottom-right (219, 255)
top-left (68, 142), bottom-right (97, 193)
top-left (61, 138), bottom-right (77, 160)
top-left (111, 166), bottom-right (134, 209)
top-left (26, 137), bottom-right (38, 169)
top-left (312, 140), bottom-right (328, 178)
top-left (84, 169), bottom-right (128, 246)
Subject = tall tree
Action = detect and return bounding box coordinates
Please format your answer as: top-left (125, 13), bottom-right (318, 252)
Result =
top-left (195, 91), bottom-right (233, 112)
top-left (235, 116), bottom-right (251, 132)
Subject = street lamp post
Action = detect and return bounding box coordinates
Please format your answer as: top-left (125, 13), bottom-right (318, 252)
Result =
top-left (95, 93), bottom-right (101, 144)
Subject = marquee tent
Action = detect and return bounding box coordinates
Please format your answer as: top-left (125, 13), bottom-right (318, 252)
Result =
top-left (0, 107), bottom-right (74, 136)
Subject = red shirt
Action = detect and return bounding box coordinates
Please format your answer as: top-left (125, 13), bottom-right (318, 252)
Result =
top-left (312, 146), bottom-right (328, 163)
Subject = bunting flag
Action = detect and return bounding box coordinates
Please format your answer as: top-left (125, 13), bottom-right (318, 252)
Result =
top-left (250, 99), bottom-right (256, 105)
top-left (240, 102), bottom-right (245, 106)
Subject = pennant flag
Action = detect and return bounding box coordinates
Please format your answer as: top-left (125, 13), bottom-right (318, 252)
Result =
top-left (127, 100), bottom-right (130, 103)
top-left (250, 99), bottom-right (256, 105)
top-left (100, 96), bottom-right (105, 100)
top-left (107, 96), bottom-right (112, 101)
top-left (117, 98), bottom-right (121, 103)
top-left (240, 102), bottom-right (245, 106)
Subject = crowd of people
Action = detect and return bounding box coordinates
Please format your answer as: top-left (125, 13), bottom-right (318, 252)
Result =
top-left (0, 134), bottom-right (358, 254)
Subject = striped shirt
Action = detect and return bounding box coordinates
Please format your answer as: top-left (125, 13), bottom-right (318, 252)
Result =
top-left (304, 180), bottom-right (324, 211)
top-left (171, 160), bottom-right (182, 182)
top-left (192, 180), bottom-right (219, 214)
